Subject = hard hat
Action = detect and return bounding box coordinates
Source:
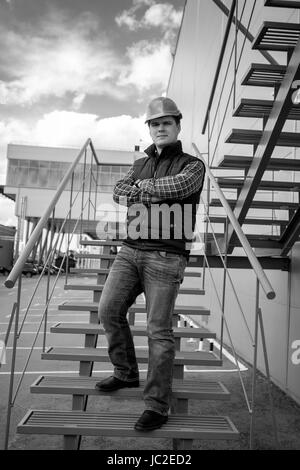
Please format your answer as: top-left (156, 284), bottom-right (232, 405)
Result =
top-left (145, 97), bottom-right (182, 123)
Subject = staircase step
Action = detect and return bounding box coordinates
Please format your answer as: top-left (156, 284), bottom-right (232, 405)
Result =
top-left (58, 302), bottom-right (210, 316)
top-left (64, 284), bottom-right (205, 295)
top-left (217, 177), bottom-right (300, 192)
top-left (17, 410), bottom-right (239, 440)
top-left (71, 268), bottom-right (111, 275)
top-left (265, 0), bottom-right (300, 7)
top-left (42, 347), bottom-right (222, 366)
top-left (70, 267), bottom-right (202, 277)
top-left (50, 322), bottom-right (216, 338)
top-left (218, 155), bottom-right (300, 171)
top-left (207, 234), bottom-right (281, 249)
top-left (233, 98), bottom-right (300, 120)
top-left (80, 240), bottom-right (122, 246)
top-left (207, 216), bottom-right (288, 226)
top-left (31, 375), bottom-right (229, 400)
top-left (210, 198), bottom-right (299, 211)
top-left (226, 129), bottom-right (300, 147)
top-left (241, 63), bottom-right (286, 87)
top-left (253, 21), bottom-right (300, 51)
top-left (76, 253), bottom-right (116, 259)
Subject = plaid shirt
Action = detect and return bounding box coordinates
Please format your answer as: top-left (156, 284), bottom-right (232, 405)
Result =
top-left (113, 159), bottom-right (205, 207)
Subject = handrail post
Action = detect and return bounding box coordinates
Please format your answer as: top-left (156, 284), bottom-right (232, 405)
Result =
top-left (202, 115), bottom-right (211, 290)
top-left (65, 173), bottom-right (74, 285)
top-left (42, 209), bottom-right (55, 352)
top-left (87, 147), bottom-right (93, 225)
top-left (257, 307), bottom-right (280, 448)
top-left (220, 217), bottom-right (229, 359)
top-left (250, 277), bottom-right (260, 449)
top-left (202, 0), bottom-right (237, 134)
top-left (192, 142), bottom-right (276, 300)
top-left (4, 275), bottom-right (22, 450)
top-left (80, 148), bottom-right (87, 241)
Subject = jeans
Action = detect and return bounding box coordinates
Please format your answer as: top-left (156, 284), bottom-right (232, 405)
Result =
top-left (99, 244), bottom-right (187, 415)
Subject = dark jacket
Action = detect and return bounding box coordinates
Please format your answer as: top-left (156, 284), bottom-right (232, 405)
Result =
top-left (116, 141), bottom-right (205, 257)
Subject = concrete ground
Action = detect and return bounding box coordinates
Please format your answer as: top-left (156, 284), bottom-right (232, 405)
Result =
top-left (1, 274), bottom-right (300, 451)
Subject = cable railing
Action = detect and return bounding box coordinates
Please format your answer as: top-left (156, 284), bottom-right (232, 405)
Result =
top-left (192, 142), bottom-right (279, 449)
top-left (2, 138), bottom-right (101, 450)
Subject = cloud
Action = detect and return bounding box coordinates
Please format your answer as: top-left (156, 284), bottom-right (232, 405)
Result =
top-left (116, 1), bottom-right (182, 33)
top-left (0, 10), bottom-right (127, 107)
top-left (0, 4), bottom-right (178, 107)
top-left (0, 110), bottom-right (151, 155)
top-left (118, 41), bottom-right (172, 92)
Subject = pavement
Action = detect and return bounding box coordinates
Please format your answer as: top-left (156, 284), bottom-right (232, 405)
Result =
top-left (1, 273), bottom-right (300, 451)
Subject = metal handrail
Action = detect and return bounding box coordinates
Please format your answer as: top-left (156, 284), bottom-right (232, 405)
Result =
top-left (192, 142), bottom-right (275, 300)
top-left (202, 0), bottom-right (237, 134)
top-left (5, 138), bottom-right (98, 289)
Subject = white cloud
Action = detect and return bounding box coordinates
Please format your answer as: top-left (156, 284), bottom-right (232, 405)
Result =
top-left (0, 110), bottom-right (151, 155)
top-left (143, 4), bottom-right (182, 29)
top-left (118, 41), bottom-right (172, 92)
top-left (116, 1), bottom-right (182, 33)
top-left (0, 11), bottom-right (127, 106)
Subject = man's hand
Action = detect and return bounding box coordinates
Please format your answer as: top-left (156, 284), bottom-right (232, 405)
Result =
top-left (151, 196), bottom-right (163, 203)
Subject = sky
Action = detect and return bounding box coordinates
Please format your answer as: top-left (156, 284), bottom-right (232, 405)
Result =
top-left (0, 0), bottom-right (184, 225)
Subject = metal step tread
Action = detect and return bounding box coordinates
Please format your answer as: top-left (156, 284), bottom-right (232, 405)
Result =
top-left (70, 268), bottom-right (202, 277)
top-left (41, 347), bottom-right (222, 366)
top-left (265, 0), bottom-right (300, 8)
top-left (58, 302), bottom-right (210, 315)
top-left (241, 63), bottom-right (287, 87)
top-left (64, 284), bottom-right (205, 295)
top-left (217, 177), bottom-right (300, 191)
top-left (233, 98), bottom-right (300, 120)
top-left (50, 322), bottom-right (216, 338)
top-left (80, 240), bottom-right (122, 246)
top-left (218, 155), bottom-right (300, 171)
top-left (226, 129), bottom-right (300, 147)
top-left (76, 254), bottom-right (116, 259)
top-left (31, 375), bottom-right (229, 400)
top-left (208, 215), bottom-right (288, 226)
top-left (18, 410), bottom-right (239, 439)
top-left (253, 21), bottom-right (300, 51)
top-left (210, 198), bottom-right (299, 210)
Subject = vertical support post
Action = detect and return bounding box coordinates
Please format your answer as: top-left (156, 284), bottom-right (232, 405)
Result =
top-left (87, 147), bottom-right (93, 225)
top-left (233, 0), bottom-right (238, 109)
top-left (80, 148), bottom-right (87, 240)
top-left (257, 307), bottom-right (280, 449)
top-left (66, 173), bottom-right (74, 285)
top-left (202, 113), bottom-right (211, 290)
top-left (249, 277), bottom-right (260, 450)
top-left (220, 217), bottom-right (229, 360)
top-left (4, 276), bottom-right (22, 450)
top-left (42, 209), bottom-right (55, 352)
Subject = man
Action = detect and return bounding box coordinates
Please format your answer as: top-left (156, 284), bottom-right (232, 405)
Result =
top-left (96, 97), bottom-right (205, 431)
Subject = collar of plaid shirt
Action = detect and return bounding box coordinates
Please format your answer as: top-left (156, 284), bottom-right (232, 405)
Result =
top-left (144, 140), bottom-right (183, 160)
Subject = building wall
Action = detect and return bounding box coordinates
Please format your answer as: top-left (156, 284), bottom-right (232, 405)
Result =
top-left (168, 0), bottom-right (300, 403)
top-left (4, 143), bottom-right (138, 220)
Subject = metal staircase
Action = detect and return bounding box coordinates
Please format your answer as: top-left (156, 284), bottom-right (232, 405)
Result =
top-left (211, 7), bottom-right (300, 257)
top-left (15, 240), bottom-right (238, 450)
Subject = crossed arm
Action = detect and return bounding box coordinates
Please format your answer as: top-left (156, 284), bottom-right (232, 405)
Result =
top-left (113, 159), bottom-right (205, 207)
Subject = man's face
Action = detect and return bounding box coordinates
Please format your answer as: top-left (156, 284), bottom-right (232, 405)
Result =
top-left (149, 116), bottom-right (181, 151)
